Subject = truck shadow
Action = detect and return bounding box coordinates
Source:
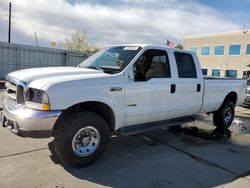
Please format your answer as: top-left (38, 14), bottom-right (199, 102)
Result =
top-left (47, 125), bottom-right (250, 188)
top-left (169, 125), bottom-right (231, 140)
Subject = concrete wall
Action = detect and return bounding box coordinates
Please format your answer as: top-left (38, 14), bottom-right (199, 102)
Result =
top-left (184, 31), bottom-right (250, 78)
top-left (0, 42), bottom-right (92, 79)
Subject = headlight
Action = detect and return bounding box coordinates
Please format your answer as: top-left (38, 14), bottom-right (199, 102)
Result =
top-left (25, 88), bottom-right (50, 111)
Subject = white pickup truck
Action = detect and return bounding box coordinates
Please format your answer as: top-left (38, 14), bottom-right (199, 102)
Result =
top-left (1, 44), bottom-right (247, 167)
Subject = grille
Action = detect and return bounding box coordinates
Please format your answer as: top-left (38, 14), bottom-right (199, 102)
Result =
top-left (5, 81), bottom-right (17, 101)
top-left (5, 80), bottom-right (25, 104)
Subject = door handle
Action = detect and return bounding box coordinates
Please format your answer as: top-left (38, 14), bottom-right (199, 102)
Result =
top-left (171, 84), bottom-right (176, 93)
top-left (197, 84), bottom-right (201, 92)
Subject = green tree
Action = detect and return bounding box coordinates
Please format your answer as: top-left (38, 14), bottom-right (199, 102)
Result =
top-left (175, 44), bottom-right (183, 49)
top-left (63, 30), bottom-right (99, 53)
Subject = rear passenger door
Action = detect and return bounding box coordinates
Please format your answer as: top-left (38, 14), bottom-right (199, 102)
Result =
top-left (172, 52), bottom-right (203, 117)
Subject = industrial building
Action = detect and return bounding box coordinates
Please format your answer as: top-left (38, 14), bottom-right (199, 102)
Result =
top-left (184, 30), bottom-right (250, 79)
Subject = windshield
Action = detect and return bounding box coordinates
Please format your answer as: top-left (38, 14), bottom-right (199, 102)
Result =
top-left (79, 46), bottom-right (141, 73)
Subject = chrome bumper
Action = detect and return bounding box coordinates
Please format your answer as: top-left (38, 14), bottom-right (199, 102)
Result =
top-left (1, 97), bottom-right (61, 138)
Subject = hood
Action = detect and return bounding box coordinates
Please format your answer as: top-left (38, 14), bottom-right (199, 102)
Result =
top-left (7, 66), bottom-right (109, 89)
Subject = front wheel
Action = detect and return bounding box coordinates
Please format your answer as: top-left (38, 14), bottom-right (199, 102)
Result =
top-left (213, 102), bottom-right (235, 129)
top-left (53, 111), bottom-right (110, 168)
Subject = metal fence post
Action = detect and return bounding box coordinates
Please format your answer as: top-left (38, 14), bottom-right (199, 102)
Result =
top-left (62, 52), bottom-right (67, 66)
top-left (16, 46), bottom-right (20, 70)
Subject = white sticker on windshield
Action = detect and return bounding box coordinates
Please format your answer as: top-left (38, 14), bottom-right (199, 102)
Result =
top-left (123, 46), bottom-right (139, 51)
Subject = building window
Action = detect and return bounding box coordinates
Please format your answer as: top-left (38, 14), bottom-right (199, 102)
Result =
top-left (202, 69), bottom-right (208, 76)
top-left (214, 46), bottom-right (224, 56)
top-left (229, 44), bottom-right (241, 55)
top-left (212, 69), bottom-right (220, 77)
top-left (201, 46), bottom-right (210, 56)
top-left (226, 70), bottom-right (237, 78)
top-left (190, 47), bottom-right (198, 54)
top-left (246, 44), bottom-right (250, 55)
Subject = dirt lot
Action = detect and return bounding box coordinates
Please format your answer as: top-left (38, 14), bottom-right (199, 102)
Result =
top-left (1, 90), bottom-right (250, 188)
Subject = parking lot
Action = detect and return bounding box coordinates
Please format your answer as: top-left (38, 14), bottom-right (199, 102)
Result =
top-left (1, 90), bottom-right (250, 188)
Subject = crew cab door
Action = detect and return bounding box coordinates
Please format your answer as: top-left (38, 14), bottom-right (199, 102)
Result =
top-left (124, 49), bottom-right (174, 126)
top-left (170, 51), bottom-right (203, 117)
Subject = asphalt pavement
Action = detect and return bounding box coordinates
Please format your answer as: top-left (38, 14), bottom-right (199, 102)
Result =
top-left (0, 89), bottom-right (250, 188)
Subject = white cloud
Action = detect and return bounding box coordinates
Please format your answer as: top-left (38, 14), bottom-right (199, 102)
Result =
top-left (0, 0), bottom-right (241, 47)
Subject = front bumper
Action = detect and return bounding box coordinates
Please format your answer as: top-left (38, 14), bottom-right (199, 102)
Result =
top-left (1, 97), bottom-right (61, 138)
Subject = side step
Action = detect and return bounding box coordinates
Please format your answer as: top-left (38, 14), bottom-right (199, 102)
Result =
top-left (117, 116), bottom-right (195, 136)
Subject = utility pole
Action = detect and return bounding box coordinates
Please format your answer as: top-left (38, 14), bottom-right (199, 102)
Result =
top-left (8, 2), bottom-right (11, 43)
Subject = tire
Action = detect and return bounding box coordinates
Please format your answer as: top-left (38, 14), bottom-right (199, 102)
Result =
top-left (213, 101), bottom-right (235, 129)
top-left (53, 111), bottom-right (110, 168)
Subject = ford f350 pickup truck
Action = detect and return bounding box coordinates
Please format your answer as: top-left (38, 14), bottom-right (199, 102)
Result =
top-left (0, 44), bottom-right (247, 167)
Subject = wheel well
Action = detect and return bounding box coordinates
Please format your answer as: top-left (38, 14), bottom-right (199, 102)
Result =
top-left (222, 92), bottom-right (237, 106)
top-left (53, 101), bottom-right (116, 134)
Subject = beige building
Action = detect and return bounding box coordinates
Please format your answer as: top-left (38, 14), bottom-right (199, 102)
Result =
top-left (183, 30), bottom-right (250, 78)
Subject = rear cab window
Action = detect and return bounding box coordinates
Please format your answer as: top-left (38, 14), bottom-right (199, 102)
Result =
top-left (174, 52), bottom-right (197, 78)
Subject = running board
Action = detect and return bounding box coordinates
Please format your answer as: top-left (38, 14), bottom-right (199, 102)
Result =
top-left (117, 116), bottom-right (195, 136)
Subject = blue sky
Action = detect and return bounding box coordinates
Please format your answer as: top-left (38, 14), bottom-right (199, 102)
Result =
top-left (199, 0), bottom-right (250, 23)
top-left (200, 0), bottom-right (249, 11)
top-left (0, 0), bottom-right (249, 47)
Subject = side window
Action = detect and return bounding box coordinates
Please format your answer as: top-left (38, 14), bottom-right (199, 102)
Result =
top-left (174, 52), bottom-right (197, 78)
top-left (134, 50), bottom-right (171, 81)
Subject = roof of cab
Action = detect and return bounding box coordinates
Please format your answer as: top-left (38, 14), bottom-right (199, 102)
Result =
top-left (109, 43), bottom-right (195, 55)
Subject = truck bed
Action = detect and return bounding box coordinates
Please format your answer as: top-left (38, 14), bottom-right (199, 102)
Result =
top-left (200, 77), bottom-right (246, 113)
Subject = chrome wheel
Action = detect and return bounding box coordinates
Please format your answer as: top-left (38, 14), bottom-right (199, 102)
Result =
top-left (224, 108), bottom-right (232, 125)
top-left (72, 126), bottom-right (100, 157)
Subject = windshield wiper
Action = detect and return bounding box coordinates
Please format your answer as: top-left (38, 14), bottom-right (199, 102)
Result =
top-left (85, 66), bottom-right (104, 72)
top-left (98, 66), bottom-right (121, 70)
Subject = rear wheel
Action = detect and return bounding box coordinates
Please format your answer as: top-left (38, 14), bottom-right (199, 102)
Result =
top-left (213, 102), bottom-right (235, 129)
top-left (53, 111), bottom-right (110, 168)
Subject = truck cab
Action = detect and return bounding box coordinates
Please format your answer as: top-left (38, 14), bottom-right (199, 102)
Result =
top-left (124, 46), bottom-right (204, 126)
